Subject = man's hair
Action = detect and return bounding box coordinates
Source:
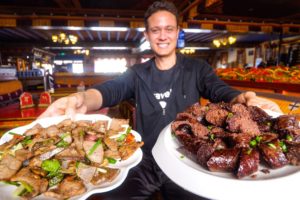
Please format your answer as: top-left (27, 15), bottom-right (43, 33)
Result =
top-left (144, 1), bottom-right (179, 30)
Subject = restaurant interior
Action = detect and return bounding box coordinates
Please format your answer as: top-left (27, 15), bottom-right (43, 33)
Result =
top-left (0, 0), bottom-right (299, 136)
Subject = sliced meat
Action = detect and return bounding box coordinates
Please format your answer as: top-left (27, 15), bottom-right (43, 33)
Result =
top-left (24, 123), bottom-right (43, 136)
top-left (11, 167), bottom-right (48, 198)
top-left (230, 103), bottom-right (250, 118)
top-left (205, 108), bottom-right (229, 127)
top-left (236, 148), bottom-right (260, 178)
top-left (259, 140), bottom-right (288, 169)
top-left (76, 162), bottom-right (97, 183)
top-left (196, 141), bottom-right (215, 168)
top-left (104, 137), bottom-right (118, 151)
top-left (248, 106), bottom-right (272, 123)
top-left (83, 140), bottom-right (104, 164)
top-left (119, 141), bottom-right (144, 160)
top-left (91, 167), bottom-right (120, 185)
top-left (55, 146), bottom-right (85, 161)
top-left (44, 175), bottom-right (86, 199)
top-left (226, 114), bottom-right (260, 136)
top-left (0, 154), bottom-right (22, 180)
top-left (207, 148), bottom-right (240, 172)
top-left (109, 118), bottom-right (129, 132)
top-left (285, 141), bottom-right (300, 165)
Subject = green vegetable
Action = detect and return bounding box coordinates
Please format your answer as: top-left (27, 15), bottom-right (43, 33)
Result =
top-left (56, 140), bottom-right (69, 148)
top-left (209, 134), bottom-right (215, 141)
top-left (116, 134), bottom-right (127, 142)
top-left (279, 141), bottom-right (288, 152)
top-left (207, 126), bottom-right (213, 130)
top-left (249, 139), bottom-right (257, 147)
top-left (8, 132), bottom-right (20, 136)
top-left (246, 148), bottom-right (252, 155)
top-left (268, 143), bottom-right (277, 149)
top-left (13, 181), bottom-right (33, 196)
top-left (79, 130), bottom-right (85, 137)
top-left (286, 134), bottom-right (293, 141)
top-left (49, 173), bottom-right (64, 187)
top-left (227, 113), bottom-right (233, 118)
top-left (88, 139), bottom-right (102, 156)
top-left (255, 136), bottom-right (262, 143)
top-left (41, 159), bottom-right (61, 173)
top-left (107, 157), bottom-right (117, 164)
top-left (21, 136), bottom-right (32, 146)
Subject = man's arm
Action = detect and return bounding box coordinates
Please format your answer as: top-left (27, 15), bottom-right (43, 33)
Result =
top-left (38, 88), bottom-right (103, 119)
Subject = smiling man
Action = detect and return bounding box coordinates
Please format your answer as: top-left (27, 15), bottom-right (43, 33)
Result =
top-left (40, 1), bottom-right (282, 199)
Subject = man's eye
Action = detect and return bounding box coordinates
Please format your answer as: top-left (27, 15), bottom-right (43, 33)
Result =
top-left (166, 28), bottom-right (175, 32)
top-left (151, 29), bottom-right (159, 34)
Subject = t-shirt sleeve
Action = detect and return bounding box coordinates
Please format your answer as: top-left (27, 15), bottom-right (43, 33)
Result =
top-left (90, 69), bottom-right (135, 108)
top-left (197, 60), bottom-right (241, 103)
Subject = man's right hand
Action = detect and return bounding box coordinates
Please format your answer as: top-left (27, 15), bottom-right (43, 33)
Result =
top-left (38, 89), bottom-right (103, 119)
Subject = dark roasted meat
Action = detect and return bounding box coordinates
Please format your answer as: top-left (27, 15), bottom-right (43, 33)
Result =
top-left (236, 148), bottom-right (260, 178)
top-left (259, 140), bottom-right (288, 169)
top-left (172, 102), bottom-right (300, 179)
top-left (207, 148), bottom-right (240, 172)
top-left (285, 141), bottom-right (300, 165)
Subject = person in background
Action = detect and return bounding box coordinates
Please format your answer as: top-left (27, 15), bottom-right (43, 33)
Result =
top-left (39, 1), bottom-right (282, 199)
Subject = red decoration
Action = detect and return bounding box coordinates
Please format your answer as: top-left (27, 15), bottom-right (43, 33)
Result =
top-left (19, 92), bottom-right (34, 109)
top-left (38, 91), bottom-right (52, 107)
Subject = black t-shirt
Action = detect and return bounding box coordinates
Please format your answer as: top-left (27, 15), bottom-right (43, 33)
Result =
top-left (149, 61), bottom-right (180, 111)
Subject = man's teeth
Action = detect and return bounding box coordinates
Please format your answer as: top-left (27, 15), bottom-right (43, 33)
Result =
top-left (158, 43), bottom-right (168, 48)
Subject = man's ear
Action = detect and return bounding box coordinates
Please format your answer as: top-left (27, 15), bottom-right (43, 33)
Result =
top-left (143, 30), bottom-right (149, 41)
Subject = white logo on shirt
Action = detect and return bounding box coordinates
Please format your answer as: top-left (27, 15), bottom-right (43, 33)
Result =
top-left (154, 89), bottom-right (172, 109)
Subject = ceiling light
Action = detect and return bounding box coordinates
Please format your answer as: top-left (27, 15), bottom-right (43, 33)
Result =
top-left (92, 46), bottom-right (129, 50)
top-left (90, 27), bottom-right (129, 31)
top-left (52, 33), bottom-right (78, 45)
top-left (183, 29), bottom-right (212, 33)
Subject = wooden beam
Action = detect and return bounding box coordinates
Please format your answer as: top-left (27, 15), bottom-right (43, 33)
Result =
top-left (72, 0), bottom-right (82, 9)
top-left (54, 0), bottom-right (66, 8)
top-left (180, 0), bottom-right (203, 17)
top-left (0, 6), bottom-right (144, 18)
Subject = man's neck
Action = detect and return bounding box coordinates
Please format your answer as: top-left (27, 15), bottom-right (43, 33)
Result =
top-left (154, 53), bottom-right (177, 70)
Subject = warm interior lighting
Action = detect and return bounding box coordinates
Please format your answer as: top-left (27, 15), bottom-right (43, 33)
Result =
top-left (179, 48), bottom-right (196, 54)
top-left (213, 36), bottom-right (236, 48)
top-left (52, 33), bottom-right (78, 45)
top-left (74, 49), bottom-right (90, 56)
top-left (228, 36), bottom-right (237, 44)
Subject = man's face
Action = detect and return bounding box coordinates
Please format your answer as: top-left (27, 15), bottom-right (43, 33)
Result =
top-left (144, 11), bottom-right (179, 58)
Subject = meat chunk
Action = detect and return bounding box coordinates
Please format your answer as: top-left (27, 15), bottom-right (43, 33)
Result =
top-left (11, 167), bottom-right (48, 198)
top-left (236, 148), bottom-right (260, 178)
top-left (0, 154), bottom-right (22, 180)
top-left (285, 141), bottom-right (300, 165)
top-left (226, 114), bottom-right (260, 136)
top-left (205, 108), bottom-right (229, 127)
top-left (259, 140), bottom-right (288, 169)
top-left (207, 148), bottom-right (240, 172)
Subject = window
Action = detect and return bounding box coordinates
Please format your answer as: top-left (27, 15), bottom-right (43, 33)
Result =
top-left (72, 61), bottom-right (83, 73)
top-left (94, 58), bottom-right (127, 73)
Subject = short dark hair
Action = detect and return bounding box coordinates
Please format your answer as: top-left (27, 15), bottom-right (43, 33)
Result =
top-left (144, 1), bottom-right (179, 30)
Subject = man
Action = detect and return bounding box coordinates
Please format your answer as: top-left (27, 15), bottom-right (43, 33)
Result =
top-left (40, 1), bottom-right (281, 199)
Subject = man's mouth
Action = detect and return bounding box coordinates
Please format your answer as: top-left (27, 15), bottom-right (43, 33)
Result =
top-left (157, 43), bottom-right (169, 48)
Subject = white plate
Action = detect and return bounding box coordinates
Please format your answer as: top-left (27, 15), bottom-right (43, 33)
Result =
top-left (152, 110), bottom-right (300, 200)
top-left (0, 114), bottom-right (143, 200)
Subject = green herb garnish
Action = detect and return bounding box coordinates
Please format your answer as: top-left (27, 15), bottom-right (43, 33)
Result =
top-left (88, 139), bottom-right (102, 156)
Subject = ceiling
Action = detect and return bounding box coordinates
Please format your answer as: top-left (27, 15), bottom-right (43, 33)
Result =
top-left (0, 0), bottom-right (299, 56)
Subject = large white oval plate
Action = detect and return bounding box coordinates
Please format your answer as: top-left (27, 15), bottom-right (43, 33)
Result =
top-left (0, 114), bottom-right (143, 200)
top-left (152, 110), bottom-right (300, 200)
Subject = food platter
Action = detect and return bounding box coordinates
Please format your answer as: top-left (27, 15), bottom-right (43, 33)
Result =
top-left (152, 110), bottom-right (300, 200)
top-left (0, 114), bottom-right (143, 200)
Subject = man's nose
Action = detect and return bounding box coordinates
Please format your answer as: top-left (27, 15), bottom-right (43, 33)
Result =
top-left (158, 30), bottom-right (167, 40)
